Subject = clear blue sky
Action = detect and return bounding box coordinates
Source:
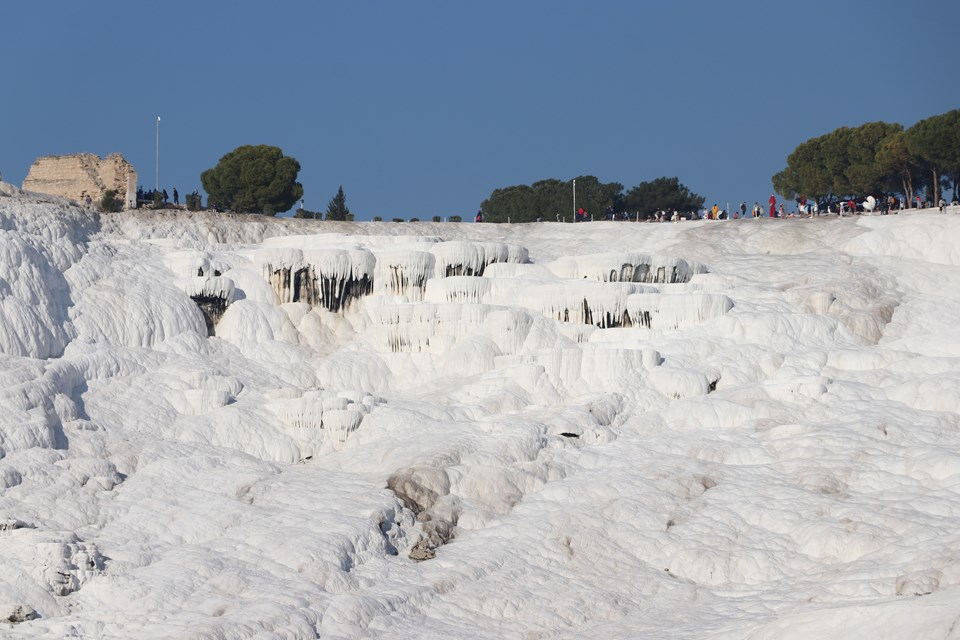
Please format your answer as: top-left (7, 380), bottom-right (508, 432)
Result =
top-left (2, 0), bottom-right (958, 219)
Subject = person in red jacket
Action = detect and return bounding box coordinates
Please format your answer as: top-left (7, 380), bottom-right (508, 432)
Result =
top-left (768, 194), bottom-right (776, 218)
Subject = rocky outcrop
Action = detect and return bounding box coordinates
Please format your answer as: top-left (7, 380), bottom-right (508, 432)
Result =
top-left (0, 181), bottom-right (24, 197)
top-left (387, 467), bottom-right (460, 561)
top-left (1, 604), bottom-right (38, 624)
top-left (0, 519), bottom-right (32, 532)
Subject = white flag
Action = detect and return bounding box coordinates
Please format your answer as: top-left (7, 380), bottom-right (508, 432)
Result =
top-left (157, 116), bottom-right (161, 123)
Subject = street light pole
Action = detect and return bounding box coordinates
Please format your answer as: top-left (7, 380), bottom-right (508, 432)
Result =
top-left (573, 179), bottom-right (576, 221)
top-left (155, 115), bottom-right (160, 192)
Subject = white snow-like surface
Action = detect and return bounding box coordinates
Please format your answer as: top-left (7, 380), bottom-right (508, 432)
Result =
top-left (3, 194), bottom-right (960, 638)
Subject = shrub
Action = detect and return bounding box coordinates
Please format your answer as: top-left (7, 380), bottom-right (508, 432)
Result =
top-left (100, 190), bottom-right (121, 212)
top-left (432, 216), bottom-right (441, 223)
top-left (409, 217), bottom-right (419, 222)
top-left (392, 218), bottom-right (404, 223)
top-left (448, 215), bottom-right (462, 223)
top-left (185, 192), bottom-right (203, 211)
top-left (373, 216), bottom-right (383, 221)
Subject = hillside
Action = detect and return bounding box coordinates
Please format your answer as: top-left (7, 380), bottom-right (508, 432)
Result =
top-left (2, 189), bottom-right (960, 639)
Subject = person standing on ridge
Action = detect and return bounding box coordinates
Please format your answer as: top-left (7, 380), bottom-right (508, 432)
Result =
top-left (173, 188), bottom-right (179, 205)
top-left (768, 194), bottom-right (776, 218)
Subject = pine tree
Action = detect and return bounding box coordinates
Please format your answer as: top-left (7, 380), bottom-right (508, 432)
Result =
top-left (326, 186), bottom-right (351, 221)
top-left (200, 145), bottom-right (303, 215)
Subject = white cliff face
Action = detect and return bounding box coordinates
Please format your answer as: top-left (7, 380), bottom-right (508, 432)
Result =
top-left (2, 196), bottom-right (960, 639)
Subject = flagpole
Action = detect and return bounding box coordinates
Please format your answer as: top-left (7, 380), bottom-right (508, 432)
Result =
top-left (155, 116), bottom-right (160, 192)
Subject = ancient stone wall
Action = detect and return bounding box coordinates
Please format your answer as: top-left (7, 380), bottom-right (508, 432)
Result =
top-left (22, 153), bottom-right (137, 209)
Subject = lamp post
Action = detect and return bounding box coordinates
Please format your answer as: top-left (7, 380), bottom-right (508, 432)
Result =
top-left (572, 179), bottom-right (576, 222)
top-left (155, 115), bottom-right (160, 192)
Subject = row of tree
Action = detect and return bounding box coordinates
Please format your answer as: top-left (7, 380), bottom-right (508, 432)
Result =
top-left (200, 144), bottom-right (352, 219)
top-left (773, 109), bottom-right (960, 207)
top-left (199, 144), bottom-right (708, 223)
top-left (187, 110), bottom-right (959, 221)
top-left (478, 175), bottom-right (705, 223)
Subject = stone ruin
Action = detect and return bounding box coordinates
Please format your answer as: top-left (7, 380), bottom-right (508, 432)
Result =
top-left (22, 153), bottom-right (137, 210)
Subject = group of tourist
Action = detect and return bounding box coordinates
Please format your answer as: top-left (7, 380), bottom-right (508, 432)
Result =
top-left (691, 195), bottom-right (958, 221)
top-left (561, 193), bottom-right (959, 224)
top-left (136, 187), bottom-right (179, 206)
top-left (479, 192), bottom-right (958, 223)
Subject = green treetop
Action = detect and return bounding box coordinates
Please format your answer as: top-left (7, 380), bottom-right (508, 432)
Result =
top-left (201, 145), bottom-right (303, 215)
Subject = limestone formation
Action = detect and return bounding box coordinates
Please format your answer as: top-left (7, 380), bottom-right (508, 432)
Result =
top-left (1, 604), bottom-right (38, 624)
top-left (0, 519), bottom-right (32, 532)
top-left (0, 180), bottom-right (24, 197)
top-left (22, 153), bottom-right (137, 209)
